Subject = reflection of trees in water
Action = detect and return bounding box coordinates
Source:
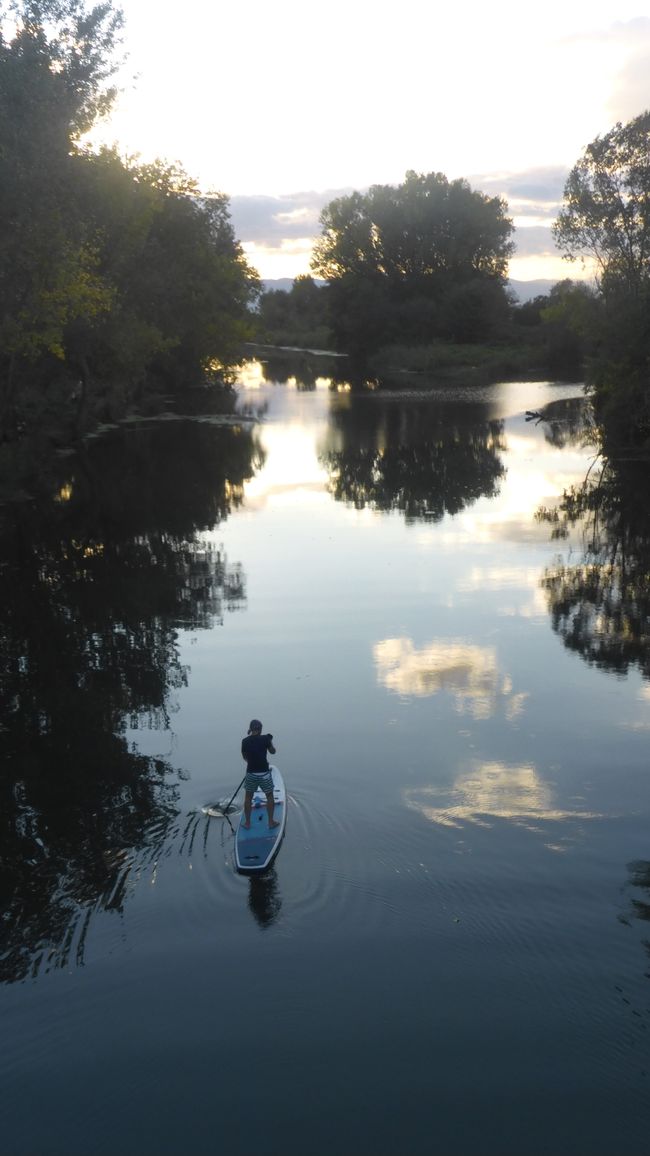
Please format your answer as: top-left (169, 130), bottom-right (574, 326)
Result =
top-left (625, 861), bottom-right (650, 925)
top-left (540, 460), bottom-right (650, 677)
top-left (260, 351), bottom-right (350, 392)
top-left (620, 862), bottom-right (650, 1018)
top-left (0, 419), bottom-right (258, 982)
top-left (320, 396), bottom-right (505, 522)
top-left (529, 396), bottom-right (595, 450)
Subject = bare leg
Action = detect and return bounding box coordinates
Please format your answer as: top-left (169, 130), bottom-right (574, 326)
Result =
top-left (265, 790), bottom-right (279, 828)
top-left (242, 790), bottom-right (254, 828)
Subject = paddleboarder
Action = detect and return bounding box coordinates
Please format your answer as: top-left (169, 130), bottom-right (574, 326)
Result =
top-left (241, 719), bottom-right (279, 830)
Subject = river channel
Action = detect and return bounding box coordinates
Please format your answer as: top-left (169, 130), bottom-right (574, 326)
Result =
top-left (2, 355), bottom-right (650, 1155)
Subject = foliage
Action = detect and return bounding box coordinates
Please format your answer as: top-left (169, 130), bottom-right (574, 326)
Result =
top-left (256, 275), bottom-right (332, 349)
top-left (311, 171), bottom-right (515, 356)
top-left (365, 338), bottom-right (545, 384)
top-left (553, 112), bottom-right (650, 443)
top-left (553, 112), bottom-right (650, 296)
top-left (0, 0), bottom-right (118, 378)
top-left (536, 279), bottom-right (602, 378)
top-left (540, 280), bottom-right (599, 334)
top-left (2, 0), bottom-right (125, 134)
top-left (0, 0), bottom-right (258, 445)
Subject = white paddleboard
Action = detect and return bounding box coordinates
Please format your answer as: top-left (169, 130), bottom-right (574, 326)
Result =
top-left (235, 766), bottom-right (286, 874)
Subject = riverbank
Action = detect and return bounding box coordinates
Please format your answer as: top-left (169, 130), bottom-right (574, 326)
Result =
top-left (249, 334), bottom-right (583, 388)
top-left (0, 379), bottom-right (242, 508)
top-left (0, 339), bottom-right (584, 508)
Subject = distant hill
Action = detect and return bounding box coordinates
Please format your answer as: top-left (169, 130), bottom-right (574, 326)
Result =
top-left (262, 278), bottom-right (293, 294)
top-left (263, 277), bottom-right (558, 303)
top-left (508, 279), bottom-right (557, 302)
top-left (262, 278), bottom-right (325, 294)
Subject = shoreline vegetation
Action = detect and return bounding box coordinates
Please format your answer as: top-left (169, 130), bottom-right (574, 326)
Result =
top-left (1, 1), bottom-right (650, 502)
top-left (244, 339), bottom-right (557, 389)
top-left (0, 0), bottom-right (259, 498)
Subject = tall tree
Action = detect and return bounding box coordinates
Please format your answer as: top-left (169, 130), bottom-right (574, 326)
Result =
top-left (553, 111), bottom-right (650, 297)
top-left (311, 171), bottom-right (514, 354)
top-left (257, 275), bottom-right (329, 346)
top-left (0, 0), bottom-right (123, 427)
top-left (0, 1), bottom-right (258, 445)
top-left (554, 112), bottom-right (650, 445)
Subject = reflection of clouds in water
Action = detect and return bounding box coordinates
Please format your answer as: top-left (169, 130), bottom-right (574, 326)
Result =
top-left (632, 686), bottom-right (650, 725)
top-left (373, 638), bottom-right (528, 721)
top-left (243, 420), bottom-right (329, 509)
top-left (405, 761), bottom-right (601, 842)
top-left (456, 565), bottom-right (548, 619)
top-left (617, 688), bottom-right (650, 731)
top-left (457, 565), bottom-right (541, 591)
top-left (496, 595), bottom-right (547, 619)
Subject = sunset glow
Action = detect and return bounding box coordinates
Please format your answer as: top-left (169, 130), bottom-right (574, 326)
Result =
top-left (90, 2), bottom-right (650, 282)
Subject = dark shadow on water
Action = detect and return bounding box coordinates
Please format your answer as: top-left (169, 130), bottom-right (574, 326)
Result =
top-left (0, 419), bottom-right (260, 982)
top-left (618, 862), bottom-right (650, 1026)
top-left (626, 861), bottom-right (650, 926)
top-left (247, 868), bottom-right (282, 929)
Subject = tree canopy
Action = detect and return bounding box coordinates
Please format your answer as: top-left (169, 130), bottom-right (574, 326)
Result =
top-left (256, 275), bottom-right (331, 349)
top-left (553, 111), bottom-right (650, 447)
top-left (553, 111), bottom-right (650, 297)
top-left (310, 172), bottom-right (514, 355)
top-left (0, 0), bottom-right (258, 448)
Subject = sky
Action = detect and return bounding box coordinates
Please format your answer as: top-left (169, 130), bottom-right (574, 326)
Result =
top-left (92, 0), bottom-right (650, 283)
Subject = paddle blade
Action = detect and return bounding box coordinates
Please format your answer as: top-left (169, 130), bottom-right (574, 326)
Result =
top-left (202, 802), bottom-right (240, 818)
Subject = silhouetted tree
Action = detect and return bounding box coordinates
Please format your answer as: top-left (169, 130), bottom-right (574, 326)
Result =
top-left (257, 276), bottom-right (330, 348)
top-left (312, 171), bottom-right (514, 355)
top-left (0, 2), bottom-right (258, 444)
top-left (554, 112), bottom-right (650, 442)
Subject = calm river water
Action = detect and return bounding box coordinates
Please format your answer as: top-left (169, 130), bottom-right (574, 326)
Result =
top-left (2, 356), bottom-right (650, 1156)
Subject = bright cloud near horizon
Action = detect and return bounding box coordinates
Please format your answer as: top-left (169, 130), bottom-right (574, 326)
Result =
top-left (93, 0), bottom-right (650, 283)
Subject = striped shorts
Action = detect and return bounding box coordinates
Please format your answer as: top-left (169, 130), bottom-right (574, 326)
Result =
top-left (244, 769), bottom-right (274, 794)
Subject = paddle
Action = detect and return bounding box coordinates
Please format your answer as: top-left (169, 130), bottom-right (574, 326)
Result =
top-left (203, 774), bottom-right (245, 818)
top-left (221, 775), bottom-right (245, 814)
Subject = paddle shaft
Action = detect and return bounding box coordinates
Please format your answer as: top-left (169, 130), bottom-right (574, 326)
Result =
top-left (222, 775), bottom-right (245, 813)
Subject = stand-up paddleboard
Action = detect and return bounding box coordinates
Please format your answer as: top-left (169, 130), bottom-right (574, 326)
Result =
top-left (235, 765), bottom-right (286, 874)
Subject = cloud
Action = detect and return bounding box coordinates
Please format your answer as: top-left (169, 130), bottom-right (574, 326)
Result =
top-left (561, 17), bottom-right (650, 125)
top-left (230, 171), bottom-right (567, 250)
top-left (513, 225), bottom-right (561, 258)
top-left (470, 171), bottom-right (570, 274)
top-left (471, 166), bottom-right (568, 213)
top-left (607, 20), bottom-right (650, 122)
top-left (229, 189), bottom-right (354, 277)
top-left (229, 170), bottom-right (570, 279)
top-left (229, 189), bottom-right (351, 247)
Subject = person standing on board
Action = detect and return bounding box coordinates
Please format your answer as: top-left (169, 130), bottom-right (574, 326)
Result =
top-left (241, 719), bottom-right (279, 830)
